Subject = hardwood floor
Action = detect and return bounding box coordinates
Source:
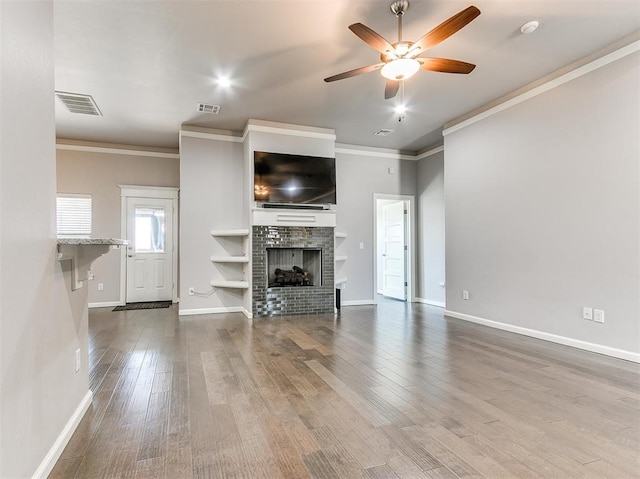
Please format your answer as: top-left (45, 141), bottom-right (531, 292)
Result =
top-left (50, 300), bottom-right (640, 478)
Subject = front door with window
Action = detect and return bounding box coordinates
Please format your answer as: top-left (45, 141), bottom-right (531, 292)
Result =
top-left (125, 197), bottom-right (173, 302)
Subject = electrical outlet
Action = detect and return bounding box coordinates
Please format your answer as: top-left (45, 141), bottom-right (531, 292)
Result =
top-left (583, 307), bottom-right (593, 320)
top-left (359, 242), bottom-right (364, 250)
top-left (463, 290), bottom-right (469, 300)
top-left (98, 282), bottom-right (104, 291)
top-left (75, 349), bottom-right (81, 373)
top-left (87, 270), bottom-right (94, 281)
top-left (594, 309), bottom-right (605, 323)
top-left (188, 287), bottom-right (195, 296)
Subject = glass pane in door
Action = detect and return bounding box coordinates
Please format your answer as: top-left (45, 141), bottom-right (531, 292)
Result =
top-left (134, 207), bottom-right (165, 252)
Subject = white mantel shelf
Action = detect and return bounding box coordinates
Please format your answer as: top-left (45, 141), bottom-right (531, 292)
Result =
top-left (57, 238), bottom-right (129, 291)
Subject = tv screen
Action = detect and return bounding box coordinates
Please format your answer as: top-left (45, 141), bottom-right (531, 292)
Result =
top-left (254, 151), bottom-right (336, 205)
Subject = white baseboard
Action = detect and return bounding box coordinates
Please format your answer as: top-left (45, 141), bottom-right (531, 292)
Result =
top-left (242, 308), bottom-right (253, 319)
top-left (88, 301), bottom-right (121, 309)
top-left (415, 297), bottom-right (446, 308)
top-left (342, 300), bottom-right (375, 306)
top-left (32, 390), bottom-right (93, 479)
top-left (178, 306), bottom-right (246, 317)
top-left (444, 310), bottom-right (640, 363)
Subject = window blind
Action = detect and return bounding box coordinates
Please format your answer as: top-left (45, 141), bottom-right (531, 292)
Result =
top-left (57, 194), bottom-right (92, 237)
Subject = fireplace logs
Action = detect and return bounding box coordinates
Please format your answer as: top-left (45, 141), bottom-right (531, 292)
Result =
top-left (271, 265), bottom-right (311, 287)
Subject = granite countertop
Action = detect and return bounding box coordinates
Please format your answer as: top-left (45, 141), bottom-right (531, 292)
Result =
top-left (57, 238), bottom-right (129, 246)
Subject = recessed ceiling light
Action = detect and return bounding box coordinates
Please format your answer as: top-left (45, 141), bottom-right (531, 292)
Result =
top-left (394, 104), bottom-right (407, 115)
top-left (520, 20), bottom-right (539, 34)
top-left (217, 77), bottom-right (232, 87)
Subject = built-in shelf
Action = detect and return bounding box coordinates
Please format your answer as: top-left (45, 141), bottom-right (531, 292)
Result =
top-left (335, 232), bottom-right (347, 238)
top-left (210, 256), bottom-right (249, 263)
top-left (335, 255), bottom-right (348, 262)
top-left (335, 277), bottom-right (347, 285)
top-left (210, 280), bottom-right (249, 289)
top-left (210, 229), bottom-right (249, 237)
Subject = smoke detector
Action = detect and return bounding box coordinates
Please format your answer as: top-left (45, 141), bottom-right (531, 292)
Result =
top-left (55, 91), bottom-right (102, 116)
top-left (520, 20), bottom-right (539, 34)
top-left (197, 103), bottom-right (221, 114)
top-left (374, 129), bottom-right (394, 136)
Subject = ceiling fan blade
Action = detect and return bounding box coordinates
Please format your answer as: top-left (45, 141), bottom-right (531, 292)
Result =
top-left (384, 80), bottom-right (400, 100)
top-left (324, 63), bottom-right (384, 82)
top-left (419, 58), bottom-right (476, 74)
top-left (349, 23), bottom-right (395, 54)
top-left (409, 6), bottom-right (481, 56)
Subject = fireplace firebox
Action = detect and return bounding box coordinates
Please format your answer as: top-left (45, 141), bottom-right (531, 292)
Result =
top-left (267, 248), bottom-right (321, 287)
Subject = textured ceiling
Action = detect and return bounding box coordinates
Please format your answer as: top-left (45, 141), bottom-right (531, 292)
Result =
top-left (54, 0), bottom-right (640, 152)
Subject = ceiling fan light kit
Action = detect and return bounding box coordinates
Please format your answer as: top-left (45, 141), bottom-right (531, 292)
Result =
top-left (381, 58), bottom-right (421, 80)
top-left (324, 1), bottom-right (481, 100)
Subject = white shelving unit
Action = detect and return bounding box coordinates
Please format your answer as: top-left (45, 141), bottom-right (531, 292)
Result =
top-left (210, 229), bottom-right (250, 237)
top-left (210, 256), bottom-right (249, 263)
top-left (210, 280), bottom-right (249, 289)
top-left (211, 229), bottom-right (250, 291)
top-left (335, 231), bottom-right (347, 291)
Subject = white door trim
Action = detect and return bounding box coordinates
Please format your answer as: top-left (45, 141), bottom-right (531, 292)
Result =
top-left (373, 193), bottom-right (415, 305)
top-left (119, 186), bottom-right (179, 304)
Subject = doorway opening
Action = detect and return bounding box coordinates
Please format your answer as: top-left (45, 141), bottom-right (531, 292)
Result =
top-left (373, 194), bottom-right (415, 304)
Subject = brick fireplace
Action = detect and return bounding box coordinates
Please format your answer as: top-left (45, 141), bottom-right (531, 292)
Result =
top-left (252, 225), bottom-right (334, 317)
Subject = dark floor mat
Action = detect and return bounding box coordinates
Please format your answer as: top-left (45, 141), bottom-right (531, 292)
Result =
top-left (113, 301), bottom-right (172, 311)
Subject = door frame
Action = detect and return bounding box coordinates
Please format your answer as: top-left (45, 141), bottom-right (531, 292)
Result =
top-left (373, 193), bottom-right (415, 305)
top-left (119, 185), bottom-right (179, 305)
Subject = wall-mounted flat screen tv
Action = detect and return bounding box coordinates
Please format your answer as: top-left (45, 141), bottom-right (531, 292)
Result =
top-left (254, 151), bottom-right (336, 205)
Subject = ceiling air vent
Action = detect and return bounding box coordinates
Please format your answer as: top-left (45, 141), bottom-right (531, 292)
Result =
top-left (55, 91), bottom-right (102, 116)
top-left (374, 129), bottom-right (394, 136)
top-left (197, 103), bottom-right (221, 114)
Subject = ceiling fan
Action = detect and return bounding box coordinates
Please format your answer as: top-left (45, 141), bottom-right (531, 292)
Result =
top-left (324, 1), bottom-right (481, 100)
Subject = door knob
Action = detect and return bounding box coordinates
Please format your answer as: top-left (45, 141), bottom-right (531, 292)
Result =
top-left (127, 254), bottom-right (135, 258)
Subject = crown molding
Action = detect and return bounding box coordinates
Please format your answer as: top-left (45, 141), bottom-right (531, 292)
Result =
top-left (179, 129), bottom-right (243, 143)
top-left (443, 38), bottom-right (640, 136)
top-left (56, 143), bottom-right (179, 159)
top-left (335, 146), bottom-right (416, 161)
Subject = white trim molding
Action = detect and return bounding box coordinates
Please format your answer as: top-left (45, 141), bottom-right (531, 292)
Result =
top-left (444, 310), bottom-right (640, 363)
top-left (119, 185), bottom-right (179, 199)
top-left (342, 300), bottom-right (375, 306)
top-left (335, 146), bottom-right (416, 161)
top-left (243, 120), bottom-right (336, 142)
top-left (179, 306), bottom-right (252, 319)
top-left (88, 301), bottom-right (122, 309)
top-left (56, 143), bottom-right (179, 159)
top-left (179, 129), bottom-right (243, 143)
top-left (32, 391), bottom-right (93, 479)
top-left (415, 145), bottom-right (444, 161)
top-left (443, 39), bottom-right (640, 136)
top-left (415, 297), bottom-right (446, 308)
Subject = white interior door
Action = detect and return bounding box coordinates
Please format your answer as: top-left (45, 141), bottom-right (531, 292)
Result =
top-left (382, 201), bottom-right (407, 300)
top-left (126, 197), bottom-right (173, 302)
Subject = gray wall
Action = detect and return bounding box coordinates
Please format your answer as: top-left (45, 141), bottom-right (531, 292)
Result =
top-left (179, 136), bottom-right (244, 313)
top-left (444, 52), bottom-right (639, 354)
top-left (335, 153), bottom-right (417, 303)
top-left (1, 2), bottom-right (90, 476)
top-left (416, 152), bottom-right (446, 306)
top-left (57, 147), bottom-right (179, 304)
